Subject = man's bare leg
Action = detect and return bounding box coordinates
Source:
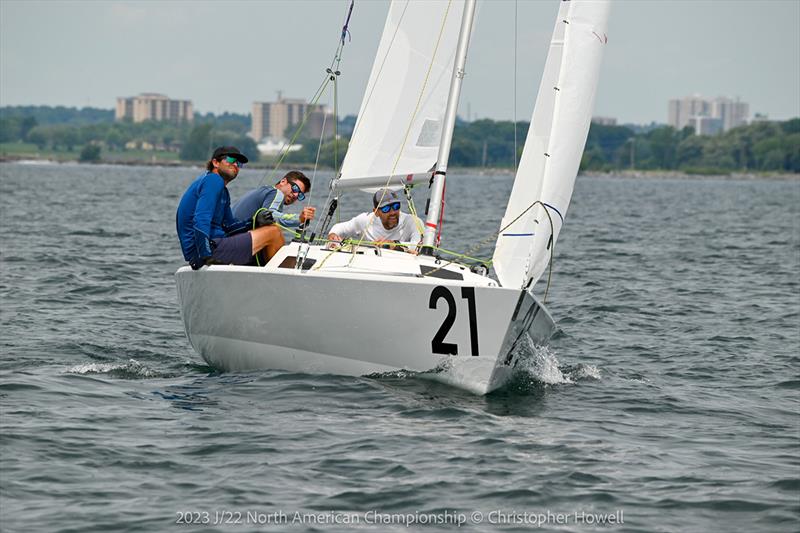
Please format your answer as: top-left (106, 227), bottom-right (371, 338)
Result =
top-left (250, 226), bottom-right (285, 262)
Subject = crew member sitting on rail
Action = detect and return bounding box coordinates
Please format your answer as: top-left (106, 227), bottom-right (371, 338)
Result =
top-left (176, 146), bottom-right (283, 269)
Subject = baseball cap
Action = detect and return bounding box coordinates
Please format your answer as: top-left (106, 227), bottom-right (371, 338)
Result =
top-left (372, 188), bottom-right (402, 208)
top-left (211, 146), bottom-right (249, 164)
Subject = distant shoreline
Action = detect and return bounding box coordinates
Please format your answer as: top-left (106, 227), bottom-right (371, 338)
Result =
top-left (0, 155), bottom-right (796, 180)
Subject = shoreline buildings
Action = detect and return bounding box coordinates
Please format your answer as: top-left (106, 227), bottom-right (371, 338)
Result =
top-left (251, 95), bottom-right (334, 143)
top-left (667, 95), bottom-right (749, 135)
top-left (115, 93), bottom-right (193, 123)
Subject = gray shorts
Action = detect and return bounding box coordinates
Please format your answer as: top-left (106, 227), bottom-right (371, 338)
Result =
top-left (211, 232), bottom-right (253, 265)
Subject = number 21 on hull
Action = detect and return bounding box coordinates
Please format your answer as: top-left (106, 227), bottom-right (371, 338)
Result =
top-left (428, 286), bottom-right (480, 356)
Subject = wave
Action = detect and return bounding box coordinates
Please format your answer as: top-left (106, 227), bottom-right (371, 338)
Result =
top-left (64, 359), bottom-right (166, 379)
top-left (513, 338), bottom-right (601, 386)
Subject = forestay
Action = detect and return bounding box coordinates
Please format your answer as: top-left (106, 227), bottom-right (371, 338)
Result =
top-left (492, 0), bottom-right (610, 289)
top-left (337, 0), bottom-right (465, 190)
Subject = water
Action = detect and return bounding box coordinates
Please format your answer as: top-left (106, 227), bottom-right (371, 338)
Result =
top-left (1, 162), bottom-right (798, 532)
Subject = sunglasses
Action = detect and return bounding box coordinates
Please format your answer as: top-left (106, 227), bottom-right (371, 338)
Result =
top-left (290, 182), bottom-right (306, 201)
top-left (379, 202), bottom-right (401, 213)
top-left (221, 156), bottom-right (243, 167)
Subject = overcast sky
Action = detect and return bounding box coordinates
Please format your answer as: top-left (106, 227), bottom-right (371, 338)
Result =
top-left (1, 0), bottom-right (798, 125)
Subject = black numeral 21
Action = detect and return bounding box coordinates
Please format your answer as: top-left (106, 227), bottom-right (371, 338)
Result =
top-left (429, 286), bottom-right (479, 356)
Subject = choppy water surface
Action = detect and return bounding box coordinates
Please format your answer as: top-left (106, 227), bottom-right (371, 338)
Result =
top-left (1, 162), bottom-right (798, 532)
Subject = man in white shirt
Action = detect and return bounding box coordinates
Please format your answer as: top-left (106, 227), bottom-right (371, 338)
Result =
top-left (327, 189), bottom-right (423, 252)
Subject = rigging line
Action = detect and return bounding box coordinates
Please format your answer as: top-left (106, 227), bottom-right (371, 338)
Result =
top-left (402, 184), bottom-right (425, 242)
top-left (296, 90), bottom-right (333, 261)
top-left (258, 73), bottom-right (331, 187)
top-left (308, 93), bottom-right (331, 206)
top-left (262, 0), bottom-right (353, 189)
top-left (346, 0), bottom-right (454, 262)
top-left (513, 0), bottom-right (518, 172)
top-left (306, 73), bottom-right (341, 244)
top-left (269, 77), bottom-right (331, 184)
top-left (420, 200), bottom-right (557, 294)
top-left (333, 70), bottom-right (340, 175)
top-left (340, 0), bottom-right (354, 47)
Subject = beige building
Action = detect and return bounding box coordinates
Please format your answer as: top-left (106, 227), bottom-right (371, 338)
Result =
top-left (251, 97), bottom-right (333, 141)
top-left (668, 95), bottom-right (710, 131)
top-left (711, 97), bottom-right (749, 132)
top-left (116, 93), bottom-right (193, 123)
top-left (688, 116), bottom-right (723, 136)
top-left (667, 95), bottom-right (748, 133)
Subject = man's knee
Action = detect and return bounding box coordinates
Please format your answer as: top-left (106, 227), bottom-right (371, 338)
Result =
top-left (250, 225), bottom-right (284, 252)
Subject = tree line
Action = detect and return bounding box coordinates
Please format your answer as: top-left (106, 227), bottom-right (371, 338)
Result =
top-left (287, 117), bottom-right (799, 174)
top-left (581, 119), bottom-right (800, 173)
top-left (0, 106), bottom-right (259, 163)
top-left (1, 106), bottom-right (797, 172)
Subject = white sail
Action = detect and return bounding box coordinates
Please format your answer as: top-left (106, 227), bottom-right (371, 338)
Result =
top-left (492, 0), bottom-right (610, 289)
top-left (337, 0), bottom-right (465, 190)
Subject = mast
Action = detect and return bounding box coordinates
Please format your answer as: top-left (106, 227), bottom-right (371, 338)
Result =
top-left (420, 0), bottom-right (476, 255)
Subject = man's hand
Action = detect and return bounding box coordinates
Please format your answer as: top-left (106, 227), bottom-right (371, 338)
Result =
top-left (190, 256), bottom-right (209, 270)
top-left (254, 210), bottom-right (274, 228)
top-left (375, 239), bottom-right (409, 252)
top-left (376, 239), bottom-right (407, 252)
top-left (300, 206), bottom-right (316, 223)
top-left (327, 233), bottom-right (342, 249)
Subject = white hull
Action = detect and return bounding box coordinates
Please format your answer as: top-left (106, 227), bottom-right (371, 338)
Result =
top-left (176, 243), bottom-right (556, 395)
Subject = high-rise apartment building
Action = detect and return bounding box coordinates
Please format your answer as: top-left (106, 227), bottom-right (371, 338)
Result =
top-left (688, 116), bottom-right (723, 136)
top-left (711, 97), bottom-right (749, 132)
top-left (668, 95), bottom-right (710, 131)
top-left (667, 95), bottom-right (748, 134)
top-left (115, 93), bottom-right (193, 123)
top-left (251, 97), bottom-right (333, 141)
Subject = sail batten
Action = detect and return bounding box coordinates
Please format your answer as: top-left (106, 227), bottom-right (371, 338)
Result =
top-left (492, 0), bottom-right (610, 290)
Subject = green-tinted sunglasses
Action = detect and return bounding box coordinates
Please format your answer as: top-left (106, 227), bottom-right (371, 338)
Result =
top-left (222, 156), bottom-right (243, 167)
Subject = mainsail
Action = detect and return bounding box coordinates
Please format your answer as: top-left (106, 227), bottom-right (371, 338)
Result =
top-left (492, 0), bottom-right (610, 289)
top-left (336, 0), bottom-right (465, 190)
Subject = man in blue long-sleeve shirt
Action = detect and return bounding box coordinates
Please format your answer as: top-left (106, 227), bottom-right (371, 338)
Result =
top-left (176, 146), bottom-right (284, 269)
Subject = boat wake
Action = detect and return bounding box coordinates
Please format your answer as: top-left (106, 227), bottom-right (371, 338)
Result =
top-left (512, 337), bottom-right (601, 387)
top-left (368, 335), bottom-right (601, 395)
top-left (64, 359), bottom-right (168, 379)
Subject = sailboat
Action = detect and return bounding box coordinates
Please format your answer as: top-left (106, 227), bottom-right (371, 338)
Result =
top-left (175, 0), bottom-right (609, 395)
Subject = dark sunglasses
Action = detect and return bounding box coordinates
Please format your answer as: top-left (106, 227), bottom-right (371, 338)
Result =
top-left (222, 156), bottom-right (243, 167)
top-left (379, 202), bottom-right (401, 213)
top-left (290, 182), bottom-right (305, 201)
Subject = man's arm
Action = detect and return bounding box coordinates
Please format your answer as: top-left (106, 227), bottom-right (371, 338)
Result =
top-left (395, 214), bottom-right (423, 253)
top-left (191, 176), bottom-right (224, 268)
top-left (328, 213), bottom-right (368, 241)
top-left (261, 189), bottom-right (303, 229)
top-left (221, 194), bottom-right (254, 235)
